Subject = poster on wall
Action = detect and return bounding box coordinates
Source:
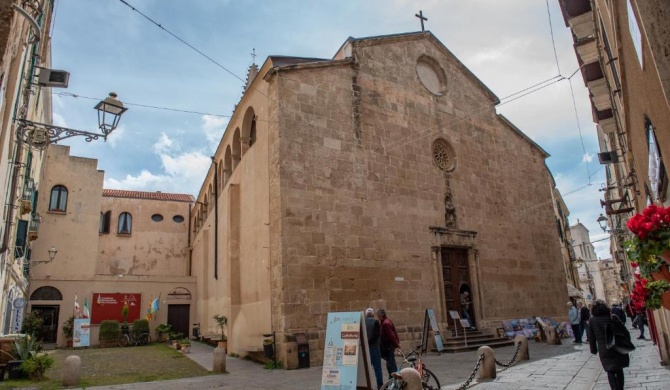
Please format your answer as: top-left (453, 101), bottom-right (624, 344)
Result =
top-left (73, 319), bottom-right (90, 347)
top-left (320, 312), bottom-right (370, 390)
top-left (91, 293), bottom-right (142, 324)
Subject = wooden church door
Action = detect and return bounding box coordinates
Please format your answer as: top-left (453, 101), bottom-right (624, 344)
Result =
top-left (441, 248), bottom-right (473, 325)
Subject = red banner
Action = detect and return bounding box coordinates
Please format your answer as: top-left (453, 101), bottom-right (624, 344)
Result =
top-left (91, 293), bottom-right (142, 324)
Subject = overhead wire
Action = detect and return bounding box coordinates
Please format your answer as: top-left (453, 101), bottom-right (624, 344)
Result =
top-left (114, 0), bottom-right (604, 217)
top-left (545, 0), bottom-right (562, 75)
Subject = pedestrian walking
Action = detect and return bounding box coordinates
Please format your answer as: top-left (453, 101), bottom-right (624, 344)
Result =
top-left (365, 308), bottom-right (383, 389)
top-left (568, 302), bottom-right (581, 343)
top-left (611, 303), bottom-right (626, 324)
top-left (587, 300), bottom-right (632, 390)
top-left (626, 303), bottom-right (637, 328)
top-left (377, 308), bottom-right (400, 379)
top-left (578, 302), bottom-right (590, 342)
top-left (634, 309), bottom-right (647, 339)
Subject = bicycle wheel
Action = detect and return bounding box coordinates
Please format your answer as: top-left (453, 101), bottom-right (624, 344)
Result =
top-left (380, 378), bottom-right (404, 390)
top-left (118, 334), bottom-right (130, 347)
top-left (421, 368), bottom-right (440, 390)
top-left (138, 333), bottom-right (151, 346)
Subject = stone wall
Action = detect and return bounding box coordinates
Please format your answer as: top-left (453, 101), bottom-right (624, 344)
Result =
top-left (273, 34), bottom-right (567, 366)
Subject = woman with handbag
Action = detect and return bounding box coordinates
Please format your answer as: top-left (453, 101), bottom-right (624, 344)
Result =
top-left (587, 300), bottom-right (634, 390)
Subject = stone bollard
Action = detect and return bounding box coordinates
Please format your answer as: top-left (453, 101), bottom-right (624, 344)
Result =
top-left (394, 367), bottom-right (423, 390)
top-left (477, 346), bottom-right (496, 379)
top-left (545, 326), bottom-right (560, 345)
top-left (213, 344), bottom-right (227, 373)
top-left (62, 355), bottom-right (81, 387)
top-left (513, 334), bottom-right (529, 361)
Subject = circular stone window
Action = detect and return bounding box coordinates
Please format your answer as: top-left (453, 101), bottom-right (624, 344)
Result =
top-left (151, 214), bottom-right (164, 222)
top-left (416, 55), bottom-right (447, 96)
top-left (432, 138), bottom-right (456, 171)
top-left (173, 215), bottom-right (185, 223)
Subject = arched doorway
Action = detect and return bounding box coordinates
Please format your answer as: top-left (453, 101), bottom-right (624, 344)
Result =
top-left (166, 287), bottom-right (192, 339)
top-left (29, 286), bottom-right (63, 343)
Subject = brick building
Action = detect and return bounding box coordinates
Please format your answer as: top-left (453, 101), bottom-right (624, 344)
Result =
top-left (190, 31), bottom-right (569, 367)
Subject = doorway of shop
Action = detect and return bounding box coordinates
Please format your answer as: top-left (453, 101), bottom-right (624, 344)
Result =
top-left (167, 304), bottom-right (190, 339)
top-left (441, 248), bottom-right (475, 328)
top-left (30, 305), bottom-right (59, 343)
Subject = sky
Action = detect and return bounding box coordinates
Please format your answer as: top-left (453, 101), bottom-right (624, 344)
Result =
top-left (48, 0), bottom-right (611, 258)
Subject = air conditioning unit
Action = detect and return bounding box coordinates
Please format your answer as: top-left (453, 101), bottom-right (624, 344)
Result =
top-left (38, 68), bottom-right (70, 88)
top-left (598, 151), bottom-right (619, 164)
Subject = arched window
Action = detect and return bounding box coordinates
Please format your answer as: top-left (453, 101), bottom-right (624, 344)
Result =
top-left (249, 118), bottom-right (257, 146)
top-left (99, 211), bottom-right (111, 234)
top-left (30, 286), bottom-right (63, 300)
top-left (118, 212), bottom-right (132, 234)
top-left (49, 185), bottom-right (68, 212)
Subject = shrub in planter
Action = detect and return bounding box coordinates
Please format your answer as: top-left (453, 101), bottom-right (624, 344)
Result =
top-left (62, 316), bottom-right (74, 346)
top-left (155, 323), bottom-right (172, 342)
top-left (132, 319), bottom-right (150, 338)
top-left (99, 320), bottom-right (120, 347)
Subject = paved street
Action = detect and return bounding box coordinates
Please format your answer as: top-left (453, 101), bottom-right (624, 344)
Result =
top-left (83, 324), bottom-right (670, 389)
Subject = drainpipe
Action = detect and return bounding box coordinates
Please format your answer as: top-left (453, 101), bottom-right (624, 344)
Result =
top-left (188, 202), bottom-right (192, 276)
top-left (211, 157), bottom-right (218, 280)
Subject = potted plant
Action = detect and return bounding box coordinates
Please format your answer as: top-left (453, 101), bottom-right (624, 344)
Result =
top-left (169, 332), bottom-right (184, 349)
top-left (213, 314), bottom-right (228, 348)
top-left (62, 316), bottom-right (74, 347)
top-left (645, 280), bottom-right (670, 310)
top-left (20, 351), bottom-right (54, 379)
top-left (120, 304), bottom-right (130, 335)
top-left (155, 323), bottom-right (172, 342)
top-left (625, 204), bottom-right (670, 279)
top-left (8, 334), bottom-right (38, 379)
top-left (179, 338), bottom-right (191, 353)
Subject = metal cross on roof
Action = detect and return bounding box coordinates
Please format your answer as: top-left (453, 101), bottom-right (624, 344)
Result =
top-left (415, 10), bottom-right (428, 31)
top-left (250, 48), bottom-right (257, 64)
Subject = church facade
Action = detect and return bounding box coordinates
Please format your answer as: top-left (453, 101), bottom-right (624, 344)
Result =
top-left (191, 31), bottom-right (568, 366)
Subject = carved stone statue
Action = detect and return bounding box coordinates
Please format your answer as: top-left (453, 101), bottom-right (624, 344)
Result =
top-left (445, 191), bottom-right (457, 228)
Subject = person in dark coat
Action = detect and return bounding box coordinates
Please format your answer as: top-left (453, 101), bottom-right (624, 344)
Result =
top-left (365, 308), bottom-right (383, 389)
top-left (587, 300), bottom-right (631, 390)
top-left (611, 303), bottom-right (626, 324)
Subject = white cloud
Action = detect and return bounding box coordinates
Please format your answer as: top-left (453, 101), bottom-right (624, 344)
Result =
top-left (103, 131), bottom-right (211, 194)
top-left (106, 125), bottom-right (125, 148)
top-left (52, 112), bottom-right (68, 128)
top-left (202, 115), bottom-right (229, 146)
top-left (153, 132), bottom-right (176, 154)
top-left (582, 153), bottom-right (593, 163)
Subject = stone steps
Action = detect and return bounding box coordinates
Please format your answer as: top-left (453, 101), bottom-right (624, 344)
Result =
top-left (437, 328), bottom-right (516, 353)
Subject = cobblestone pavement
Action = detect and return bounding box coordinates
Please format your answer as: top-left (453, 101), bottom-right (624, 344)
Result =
top-left (83, 324), bottom-right (670, 389)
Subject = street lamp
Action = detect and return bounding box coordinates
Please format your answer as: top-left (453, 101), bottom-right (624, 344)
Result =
top-left (30, 245), bottom-right (57, 265)
top-left (597, 213), bottom-right (626, 235)
top-left (597, 214), bottom-right (608, 233)
top-left (15, 92), bottom-right (128, 149)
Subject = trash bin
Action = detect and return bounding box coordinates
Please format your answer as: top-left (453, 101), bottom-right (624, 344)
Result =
top-left (263, 339), bottom-right (274, 358)
top-left (192, 323), bottom-right (200, 339)
top-left (296, 333), bottom-right (309, 369)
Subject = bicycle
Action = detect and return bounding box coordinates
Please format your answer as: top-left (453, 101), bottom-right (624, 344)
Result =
top-left (380, 345), bottom-right (441, 390)
top-left (118, 331), bottom-right (151, 347)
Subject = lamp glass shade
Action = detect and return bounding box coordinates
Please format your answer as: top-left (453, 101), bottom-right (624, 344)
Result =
top-left (48, 246), bottom-right (57, 261)
top-left (95, 93), bottom-right (127, 135)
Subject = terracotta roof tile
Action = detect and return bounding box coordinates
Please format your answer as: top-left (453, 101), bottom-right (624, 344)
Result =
top-left (102, 189), bottom-right (195, 203)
